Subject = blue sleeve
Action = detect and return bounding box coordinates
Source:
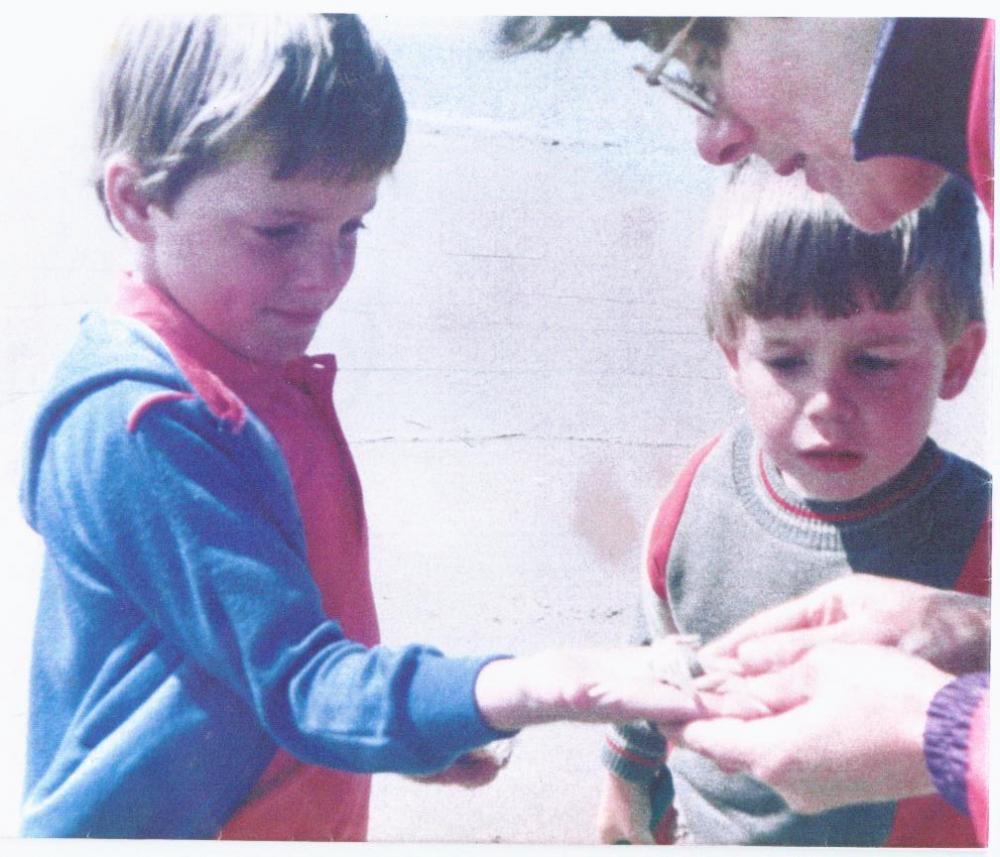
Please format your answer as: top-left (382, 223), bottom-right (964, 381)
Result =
top-left (31, 381), bottom-right (510, 775)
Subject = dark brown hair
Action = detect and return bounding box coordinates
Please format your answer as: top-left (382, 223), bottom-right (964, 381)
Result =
top-left (495, 16), bottom-right (729, 55)
top-left (704, 160), bottom-right (983, 345)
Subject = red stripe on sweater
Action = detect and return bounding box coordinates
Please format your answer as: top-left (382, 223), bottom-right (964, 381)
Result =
top-left (758, 448), bottom-right (944, 524)
top-left (883, 793), bottom-right (978, 847)
top-left (647, 436), bottom-right (722, 601)
top-left (604, 737), bottom-right (662, 769)
top-left (953, 517), bottom-right (991, 597)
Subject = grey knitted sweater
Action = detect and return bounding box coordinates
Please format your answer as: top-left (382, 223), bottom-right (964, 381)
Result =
top-left (602, 422), bottom-right (990, 846)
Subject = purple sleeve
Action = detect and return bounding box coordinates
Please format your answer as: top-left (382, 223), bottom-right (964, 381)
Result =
top-left (923, 672), bottom-right (989, 814)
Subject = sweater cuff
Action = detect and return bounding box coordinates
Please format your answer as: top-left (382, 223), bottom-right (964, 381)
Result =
top-left (601, 722), bottom-right (666, 784)
top-left (924, 672), bottom-right (989, 814)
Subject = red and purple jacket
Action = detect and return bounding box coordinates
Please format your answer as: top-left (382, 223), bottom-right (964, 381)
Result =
top-left (854, 18), bottom-right (993, 842)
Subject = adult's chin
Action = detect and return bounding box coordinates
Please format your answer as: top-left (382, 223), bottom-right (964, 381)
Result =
top-left (836, 160), bottom-right (947, 233)
top-left (837, 193), bottom-right (911, 234)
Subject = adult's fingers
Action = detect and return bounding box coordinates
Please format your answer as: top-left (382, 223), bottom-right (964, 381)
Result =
top-left (700, 588), bottom-right (833, 659)
top-left (693, 684), bottom-right (773, 719)
top-left (733, 623), bottom-right (859, 674)
top-left (676, 716), bottom-right (778, 775)
top-left (687, 660), bottom-right (810, 725)
top-left (677, 663), bottom-right (810, 767)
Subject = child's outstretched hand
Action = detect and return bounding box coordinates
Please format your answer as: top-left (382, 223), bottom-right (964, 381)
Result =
top-left (408, 738), bottom-right (515, 789)
top-left (474, 647), bottom-right (703, 731)
top-left (596, 771), bottom-right (655, 844)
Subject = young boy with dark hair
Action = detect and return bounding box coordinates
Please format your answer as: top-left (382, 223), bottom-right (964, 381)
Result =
top-left (597, 162), bottom-right (989, 847)
top-left (19, 14), bottom-right (703, 840)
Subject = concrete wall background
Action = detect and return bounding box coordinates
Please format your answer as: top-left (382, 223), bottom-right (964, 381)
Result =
top-left (0, 14), bottom-right (990, 846)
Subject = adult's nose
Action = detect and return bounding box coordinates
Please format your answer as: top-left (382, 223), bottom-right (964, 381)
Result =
top-left (695, 113), bottom-right (755, 166)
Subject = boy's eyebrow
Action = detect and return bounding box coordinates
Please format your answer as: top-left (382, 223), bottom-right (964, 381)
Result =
top-left (757, 335), bottom-right (800, 348)
top-left (854, 333), bottom-right (920, 347)
top-left (757, 329), bottom-right (920, 348)
top-left (261, 198), bottom-right (379, 219)
top-left (759, 331), bottom-right (920, 349)
top-left (755, 333), bottom-right (811, 349)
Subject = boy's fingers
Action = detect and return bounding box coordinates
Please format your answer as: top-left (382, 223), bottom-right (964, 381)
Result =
top-left (592, 679), bottom-right (702, 722)
top-left (601, 828), bottom-right (653, 845)
top-left (414, 747), bottom-right (511, 788)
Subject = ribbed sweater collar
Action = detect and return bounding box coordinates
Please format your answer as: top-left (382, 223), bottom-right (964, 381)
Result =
top-left (732, 423), bottom-right (947, 550)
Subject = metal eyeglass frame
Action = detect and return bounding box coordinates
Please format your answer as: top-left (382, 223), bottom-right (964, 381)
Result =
top-left (633, 17), bottom-right (719, 119)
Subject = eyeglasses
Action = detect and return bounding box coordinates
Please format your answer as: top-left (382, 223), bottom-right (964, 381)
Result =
top-left (634, 17), bottom-right (719, 119)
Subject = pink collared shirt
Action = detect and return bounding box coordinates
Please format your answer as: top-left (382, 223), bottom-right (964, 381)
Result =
top-left (118, 274), bottom-right (378, 841)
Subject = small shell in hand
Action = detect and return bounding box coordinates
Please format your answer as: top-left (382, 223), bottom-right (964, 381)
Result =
top-left (647, 635), bottom-right (702, 691)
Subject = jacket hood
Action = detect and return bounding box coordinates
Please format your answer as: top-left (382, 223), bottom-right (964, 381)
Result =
top-left (20, 310), bottom-right (188, 530)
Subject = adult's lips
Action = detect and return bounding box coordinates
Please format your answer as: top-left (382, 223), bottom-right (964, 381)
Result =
top-left (803, 165), bottom-right (827, 193)
top-left (775, 153), bottom-right (806, 177)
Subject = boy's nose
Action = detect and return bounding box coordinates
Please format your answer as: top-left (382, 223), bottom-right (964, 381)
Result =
top-left (695, 113), bottom-right (755, 166)
top-left (296, 242), bottom-right (354, 295)
top-left (803, 378), bottom-right (857, 423)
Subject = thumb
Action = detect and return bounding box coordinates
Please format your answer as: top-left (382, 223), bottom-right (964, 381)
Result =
top-left (677, 666), bottom-right (808, 774)
top-left (676, 716), bottom-right (777, 775)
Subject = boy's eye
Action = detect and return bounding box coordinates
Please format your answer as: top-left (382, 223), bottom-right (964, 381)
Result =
top-left (765, 355), bottom-right (806, 373)
top-left (853, 354), bottom-right (899, 373)
top-left (255, 223), bottom-right (302, 242)
top-left (341, 218), bottom-right (366, 238)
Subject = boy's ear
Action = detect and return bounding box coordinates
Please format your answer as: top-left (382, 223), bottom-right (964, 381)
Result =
top-left (103, 156), bottom-right (157, 243)
top-left (939, 321), bottom-right (986, 401)
top-left (718, 340), bottom-right (744, 393)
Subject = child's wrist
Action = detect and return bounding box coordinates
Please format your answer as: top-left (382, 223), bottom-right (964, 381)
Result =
top-left (474, 656), bottom-right (537, 732)
top-left (474, 650), bottom-right (586, 730)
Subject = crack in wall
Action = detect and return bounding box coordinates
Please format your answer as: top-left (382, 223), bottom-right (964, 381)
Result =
top-left (353, 433), bottom-right (693, 449)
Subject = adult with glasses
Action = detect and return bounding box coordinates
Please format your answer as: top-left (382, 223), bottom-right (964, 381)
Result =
top-left (499, 16), bottom-right (992, 844)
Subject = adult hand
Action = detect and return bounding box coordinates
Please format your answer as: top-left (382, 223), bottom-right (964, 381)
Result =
top-left (474, 647), bottom-right (705, 731)
top-left (700, 574), bottom-right (989, 675)
top-left (676, 643), bottom-right (952, 814)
